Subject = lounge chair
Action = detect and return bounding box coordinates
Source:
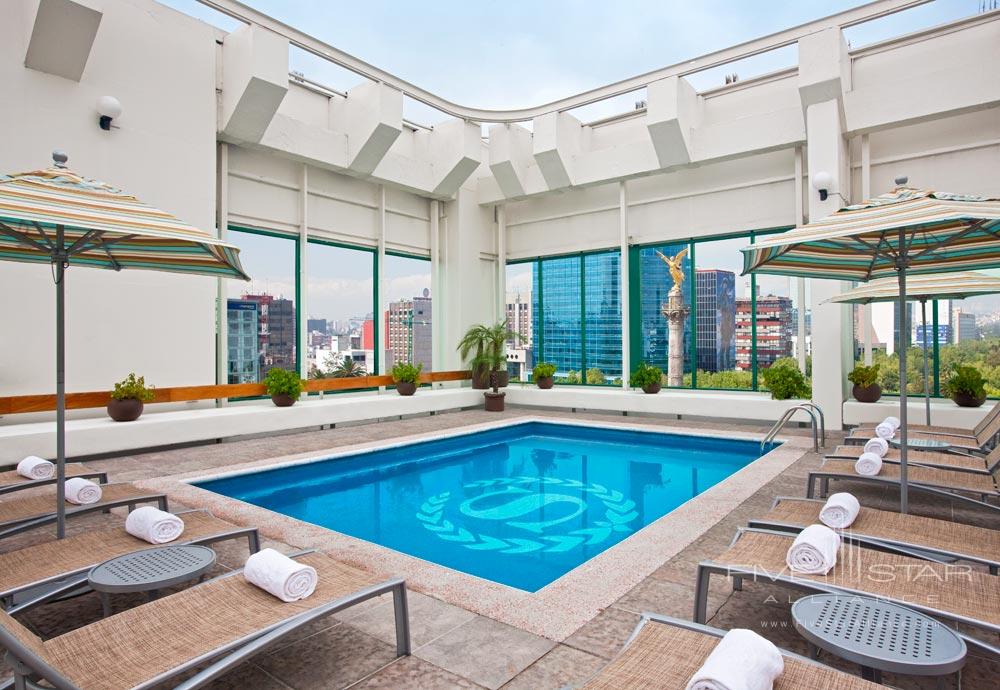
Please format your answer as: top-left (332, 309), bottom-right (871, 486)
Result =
top-left (826, 444), bottom-right (998, 474)
top-left (747, 496), bottom-right (1000, 573)
top-left (694, 528), bottom-right (1000, 655)
top-left (580, 613), bottom-right (880, 689)
top-left (0, 483), bottom-right (167, 540)
top-left (0, 510), bottom-right (260, 614)
top-left (845, 408), bottom-right (1000, 453)
top-left (0, 465), bottom-right (107, 497)
top-left (849, 400), bottom-right (1000, 441)
top-left (0, 551), bottom-right (410, 690)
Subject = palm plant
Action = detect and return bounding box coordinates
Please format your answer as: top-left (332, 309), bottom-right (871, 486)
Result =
top-left (457, 323), bottom-right (493, 386)
top-left (331, 356), bottom-right (366, 378)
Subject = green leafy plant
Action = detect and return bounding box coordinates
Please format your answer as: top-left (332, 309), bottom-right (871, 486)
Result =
top-left (111, 372), bottom-right (154, 402)
top-left (331, 356), bottom-right (366, 378)
top-left (532, 362), bottom-right (556, 380)
top-left (847, 364), bottom-right (880, 388)
top-left (264, 368), bottom-right (303, 397)
top-left (629, 362), bottom-right (663, 388)
top-left (944, 364), bottom-right (986, 398)
top-left (459, 321), bottom-right (517, 378)
top-left (565, 370), bottom-right (581, 384)
top-left (586, 368), bottom-right (606, 385)
top-left (391, 361), bottom-right (423, 384)
top-left (761, 359), bottom-right (810, 400)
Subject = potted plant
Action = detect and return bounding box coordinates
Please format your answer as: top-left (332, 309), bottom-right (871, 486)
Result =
top-left (486, 321), bottom-right (517, 388)
top-left (107, 372), bottom-right (154, 422)
top-left (264, 368), bottom-right (303, 407)
top-left (945, 364), bottom-right (987, 408)
top-left (391, 362), bottom-right (422, 396)
top-left (484, 369), bottom-right (505, 412)
top-left (629, 362), bottom-right (663, 394)
top-left (532, 362), bottom-right (556, 389)
top-left (847, 364), bottom-right (881, 402)
top-left (458, 324), bottom-right (491, 389)
top-left (761, 358), bottom-right (811, 400)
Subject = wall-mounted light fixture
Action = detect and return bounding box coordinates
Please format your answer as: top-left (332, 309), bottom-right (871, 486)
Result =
top-left (96, 96), bottom-right (122, 131)
top-left (811, 170), bottom-right (834, 201)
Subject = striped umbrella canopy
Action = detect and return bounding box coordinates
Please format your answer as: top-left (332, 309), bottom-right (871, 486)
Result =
top-left (0, 152), bottom-right (249, 538)
top-left (741, 184), bottom-right (1000, 514)
top-left (826, 271), bottom-right (1000, 427)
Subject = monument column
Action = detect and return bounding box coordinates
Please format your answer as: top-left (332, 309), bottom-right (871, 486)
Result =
top-left (663, 287), bottom-right (690, 387)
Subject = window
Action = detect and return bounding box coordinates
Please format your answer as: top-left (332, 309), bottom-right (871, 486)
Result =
top-left (754, 274), bottom-right (811, 381)
top-left (225, 228), bottom-right (298, 384)
top-left (384, 253), bottom-right (433, 371)
top-left (305, 240), bottom-right (376, 378)
top-left (505, 263), bottom-right (533, 382)
top-left (692, 237), bottom-right (749, 390)
top-left (584, 252), bottom-right (622, 384)
top-left (630, 243), bottom-right (692, 383)
top-left (535, 255), bottom-right (582, 382)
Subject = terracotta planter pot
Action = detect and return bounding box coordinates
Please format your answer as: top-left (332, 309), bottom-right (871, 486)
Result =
top-left (107, 398), bottom-right (144, 422)
top-left (852, 383), bottom-right (882, 403)
top-left (952, 391), bottom-right (987, 408)
top-left (484, 391), bottom-right (505, 412)
top-left (471, 367), bottom-right (489, 389)
top-left (536, 376), bottom-right (554, 390)
top-left (641, 383), bottom-right (661, 395)
top-left (271, 393), bottom-right (296, 407)
top-left (396, 381), bottom-right (417, 396)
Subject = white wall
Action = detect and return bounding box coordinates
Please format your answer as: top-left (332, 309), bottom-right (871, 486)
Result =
top-left (1, 0), bottom-right (219, 395)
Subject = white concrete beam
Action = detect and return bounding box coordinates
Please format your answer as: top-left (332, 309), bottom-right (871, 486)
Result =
top-left (488, 123), bottom-right (533, 198)
top-left (646, 76), bottom-right (699, 167)
top-left (797, 27), bottom-right (851, 114)
top-left (24, 0), bottom-right (102, 82)
top-left (423, 119), bottom-right (482, 197)
top-left (330, 81), bottom-right (403, 175)
top-left (221, 24), bottom-right (289, 143)
top-left (532, 111), bottom-right (582, 190)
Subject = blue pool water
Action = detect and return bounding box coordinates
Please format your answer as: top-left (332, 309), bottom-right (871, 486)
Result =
top-left (197, 422), bottom-right (773, 591)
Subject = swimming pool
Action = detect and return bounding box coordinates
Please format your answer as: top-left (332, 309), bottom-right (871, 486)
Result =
top-left (196, 421), bottom-right (775, 591)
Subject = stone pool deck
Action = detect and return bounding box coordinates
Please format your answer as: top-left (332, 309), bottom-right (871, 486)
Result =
top-left (2, 407), bottom-right (998, 689)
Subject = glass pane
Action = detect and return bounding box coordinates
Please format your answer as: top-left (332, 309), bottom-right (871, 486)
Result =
top-left (936, 288), bottom-right (1000, 397)
top-left (226, 230), bottom-right (297, 384)
top-left (384, 255), bottom-right (433, 371)
top-left (505, 263), bottom-right (533, 382)
top-left (535, 256), bottom-right (582, 383)
top-left (306, 242), bottom-right (375, 378)
top-left (863, 301), bottom-right (914, 395)
top-left (694, 237), bottom-right (751, 389)
top-left (584, 251), bottom-right (622, 385)
top-left (636, 243), bottom-right (691, 385)
top-left (754, 273), bottom-right (809, 387)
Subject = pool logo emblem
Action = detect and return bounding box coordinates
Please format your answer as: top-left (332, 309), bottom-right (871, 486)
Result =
top-left (416, 477), bottom-right (639, 554)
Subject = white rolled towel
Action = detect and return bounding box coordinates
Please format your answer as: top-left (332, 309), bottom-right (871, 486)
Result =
top-left (16, 456), bottom-right (54, 480)
top-left (786, 524), bottom-right (841, 575)
top-left (63, 477), bottom-right (102, 505)
top-left (819, 493), bottom-right (861, 529)
top-left (244, 548), bottom-right (317, 602)
top-left (685, 628), bottom-right (784, 690)
top-left (884, 416), bottom-right (900, 430)
top-left (863, 437), bottom-right (888, 458)
top-left (874, 422), bottom-right (896, 440)
top-left (855, 451), bottom-right (883, 477)
top-left (125, 506), bottom-right (185, 544)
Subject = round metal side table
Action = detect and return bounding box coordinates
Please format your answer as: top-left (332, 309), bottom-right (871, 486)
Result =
top-left (792, 594), bottom-right (966, 687)
top-left (88, 544), bottom-right (217, 617)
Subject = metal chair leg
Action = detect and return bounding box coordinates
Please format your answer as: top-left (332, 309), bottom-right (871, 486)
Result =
top-left (392, 583), bottom-right (411, 656)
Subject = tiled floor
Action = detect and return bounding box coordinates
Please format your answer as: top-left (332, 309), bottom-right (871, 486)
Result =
top-left (2, 406), bottom-right (997, 689)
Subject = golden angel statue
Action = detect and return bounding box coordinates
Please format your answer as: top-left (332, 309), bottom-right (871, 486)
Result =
top-left (655, 248), bottom-right (688, 292)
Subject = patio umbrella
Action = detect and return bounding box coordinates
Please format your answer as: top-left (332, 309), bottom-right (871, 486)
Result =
top-left (741, 182), bottom-right (1000, 513)
top-left (0, 152), bottom-right (249, 537)
top-left (826, 272), bottom-right (1000, 426)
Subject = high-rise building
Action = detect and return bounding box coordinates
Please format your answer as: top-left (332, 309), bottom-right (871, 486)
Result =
top-left (954, 310), bottom-right (979, 342)
top-left (637, 245), bottom-right (690, 374)
top-left (306, 318), bottom-right (327, 335)
top-left (506, 292), bottom-right (532, 349)
top-left (735, 293), bottom-right (792, 370)
top-left (531, 253), bottom-right (621, 379)
top-left (695, 269), bottom-right (736, 372)
top-left (240, 292), bottom-right (296, 375)
top-left (386, 292), bottom-right (433, 370)
top-left (226, 299), bottom-right (259, 384)
top-left (915, 323), bottom-right (952, 346)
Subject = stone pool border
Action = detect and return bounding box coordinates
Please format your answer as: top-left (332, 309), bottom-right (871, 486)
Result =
top-left (136, 416), bottom-right (811, 641)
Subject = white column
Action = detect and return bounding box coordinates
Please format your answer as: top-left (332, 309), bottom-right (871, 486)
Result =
top-left (215, 143), bottom-right (229, 396)
top-left (430, 199), bottom-right (442, 375)
top-left (861, 133), bottom-right (873, 365)
top-left (619, 180), bottom-right (630, 389)
top-left (497, 204), bottom-right (507, 323)
top-left (376, 184), bottom-right (386, 381)
top-left (793, 147), bottom-right (807, 373)
top-left (297, 164), bottom-right (308, 381)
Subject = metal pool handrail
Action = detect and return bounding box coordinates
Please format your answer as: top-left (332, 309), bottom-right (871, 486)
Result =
top-left (762, 403), bottom-right (825, 453)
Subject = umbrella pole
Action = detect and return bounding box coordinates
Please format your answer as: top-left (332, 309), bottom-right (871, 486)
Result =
top-left (55, 225), bottom-right (67, 539)
top-left (897, 229), bottom-right (909, 514)
top-left (921, 299), bottom-right (930, 426)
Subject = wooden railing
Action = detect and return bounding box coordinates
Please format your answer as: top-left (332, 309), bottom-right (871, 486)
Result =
top-left (0, 370), bottom-right (471, 415)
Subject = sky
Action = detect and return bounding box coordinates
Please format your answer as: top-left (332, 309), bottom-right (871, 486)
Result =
top-left (172, 0), bottom-right (987, 322)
